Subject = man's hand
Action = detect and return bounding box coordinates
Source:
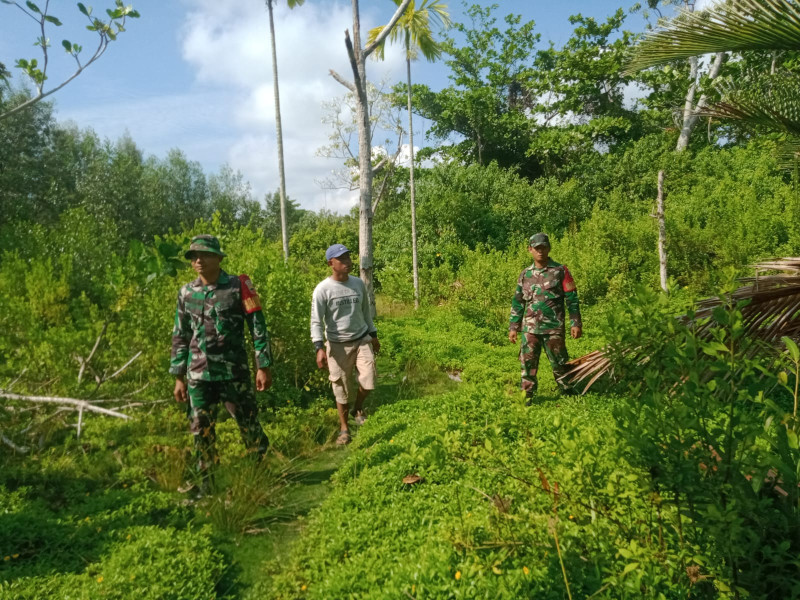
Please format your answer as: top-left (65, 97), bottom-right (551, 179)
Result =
top-left (256, 367), bottom-right (272, 391)
top-left (571, 326), bottom-right (582, 339)
top-left (316, 348), bottom-right (328, 370)
top-left (508, 330), bottom-right (518, 344)
top-left (173, 377), bottom-right (188, 403)
top-left (371, 337), bottom-right (381, 354)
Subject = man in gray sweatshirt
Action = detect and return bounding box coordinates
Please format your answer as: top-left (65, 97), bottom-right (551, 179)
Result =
top-left (311, 244), bottom-right (379, 444)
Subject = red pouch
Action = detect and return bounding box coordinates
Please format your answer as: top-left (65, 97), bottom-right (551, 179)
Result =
top-left (239, 274), bottom-right (262, 314)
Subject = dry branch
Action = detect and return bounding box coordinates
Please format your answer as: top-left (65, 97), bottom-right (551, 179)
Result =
top-left (1, 431), bottom-right (29, 454)
top-left (0, 391), bottom-right (131, 420)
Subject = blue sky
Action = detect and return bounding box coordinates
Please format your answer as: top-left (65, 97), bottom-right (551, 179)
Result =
top-left (1, 0), bottom-right (674, 212)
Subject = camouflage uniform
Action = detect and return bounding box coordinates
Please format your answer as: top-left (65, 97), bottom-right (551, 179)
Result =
top-left (509, 255), bottom-right (581, 396)
top-left (170, 243), bottom-right (273, 477)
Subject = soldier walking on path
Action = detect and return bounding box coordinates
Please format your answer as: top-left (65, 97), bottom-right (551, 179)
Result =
top-left (170, 234), bottom-right (273, 494)
top-left (311, 244), bottom-right (380, 445)
top-left (509, 233), bottom-right (582, 403)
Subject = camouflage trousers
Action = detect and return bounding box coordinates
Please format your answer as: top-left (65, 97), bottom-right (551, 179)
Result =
top-left (519, 332), bottom-right (571, 396)
top-left (187, 379), bottom-right (269, 477)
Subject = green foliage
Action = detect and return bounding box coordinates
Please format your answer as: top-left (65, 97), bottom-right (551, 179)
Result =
top-left (409, 4), bottom-right (543, 177)
top-left (603, 285), bottom-right (800, 598)
top-left (256, 295), bottom-right (799, 599)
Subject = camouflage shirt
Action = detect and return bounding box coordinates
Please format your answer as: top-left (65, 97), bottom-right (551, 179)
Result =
top-left (170, 271), bottom-right (272, 381)
top-left (509, 259), bottom-right (582, 335)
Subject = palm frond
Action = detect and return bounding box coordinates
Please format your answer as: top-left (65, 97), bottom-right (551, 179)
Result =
top-left (562, 258), bottom-right (800, 392)
top-left (627, 0), bottom-right (800, 73)
top-left (367, 0), bottom-right (450, 62)
top-left (775, 138), bottom-right (800, 170)
top-left (700, 73), bottom-right (800, 136)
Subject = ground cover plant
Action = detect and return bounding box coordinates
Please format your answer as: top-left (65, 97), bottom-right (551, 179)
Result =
top-left (3, 2), bottom-right (800, 595)
top-left (255, 299), bottom-right (800, 599)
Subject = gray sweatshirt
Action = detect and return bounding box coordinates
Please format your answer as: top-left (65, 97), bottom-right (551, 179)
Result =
top-left (310, 276), bottom-right (376, 348)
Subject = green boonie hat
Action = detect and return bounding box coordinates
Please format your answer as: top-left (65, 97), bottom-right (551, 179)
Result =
top-left (184, 234), bottom-right (226, 259)
top-left (529, 232), bottom-right (550, 248)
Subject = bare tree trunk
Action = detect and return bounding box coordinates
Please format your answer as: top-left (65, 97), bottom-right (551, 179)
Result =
top-left (657, 170), bottom-right (668, 293)
top-left (676, 52), bottom-right (725, 152)
top-left (331, 0), bottom-right (410, 315)
top-left (351, 0), bottom-right (376, 313)
top-left (267, 0), bottom-right (290, 262)
top-left (407, 57), bottom-right (420, 310)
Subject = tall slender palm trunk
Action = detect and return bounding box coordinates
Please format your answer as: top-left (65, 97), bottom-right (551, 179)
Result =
top-left (267, 0), bottom-right (290, 262)
top-left (407, 57), bottom-right (419, 309)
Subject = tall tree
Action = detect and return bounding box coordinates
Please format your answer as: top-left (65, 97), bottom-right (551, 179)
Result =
top-left (367, 0), bottom-right (450, 310)
top-left (265, 0), bottom-right (304, 262)
top-left (408, 5), bottom-right (542, 176)
top-left (329, 0), bottom-right (411, 308)
top-left (0, 0), bottom-right (140, 121)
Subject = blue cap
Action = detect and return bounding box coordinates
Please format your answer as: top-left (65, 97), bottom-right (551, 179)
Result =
top-left (325, 244), bottom-right (350, 262)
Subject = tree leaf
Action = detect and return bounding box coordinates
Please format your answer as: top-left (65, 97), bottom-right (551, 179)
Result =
top-left (783, 336), bottom-right (800, 361)
top-left (77, 2), bottom-right (90, 16)
top-left (62, 39), bottom-right (72, 52)
top-left (25, 1), bottom-right (40, 13)
top-left (622, 562), bottom-right (640, 575)
top-left (44, 14), bottom-right (62, 25)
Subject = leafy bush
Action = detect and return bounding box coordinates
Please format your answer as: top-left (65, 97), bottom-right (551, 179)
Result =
top-left (0, 525), bottom-right (223, 600)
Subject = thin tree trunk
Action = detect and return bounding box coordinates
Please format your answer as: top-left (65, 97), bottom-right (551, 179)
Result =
top-left (676, 52), bottom-right (725, 152)
top-left (333, 0), bottom-right (409, 315)
top-left (656, 170), bottom-right (668, 293)
top-left (351, 0), bottom-right (376, 315)
top-left (676, 55), bottom-right (699, 152)
top-left (407, 57), bottom-right (420, 310)
top-left (267, 0), bottom-right (290, 262)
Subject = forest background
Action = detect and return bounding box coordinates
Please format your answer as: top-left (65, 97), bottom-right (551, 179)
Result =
top-left (1, 0), bottom-right (799, 598)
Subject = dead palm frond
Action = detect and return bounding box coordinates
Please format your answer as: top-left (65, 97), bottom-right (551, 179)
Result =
top-left (626, 0), bottom-right (800, 74)
top-left (562, 258), bottom-right (800, 392)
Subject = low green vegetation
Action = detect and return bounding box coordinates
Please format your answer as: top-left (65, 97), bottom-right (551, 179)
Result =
top-left (3, 2), bottom-right (800, 598)
top-left (256, 297), bottom-right (800, 599)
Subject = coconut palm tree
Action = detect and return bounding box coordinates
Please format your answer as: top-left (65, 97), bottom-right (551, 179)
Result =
top-left (367, 0), bottom-right (450, 310)
top-left (266, 0), bottom-right (304, 262)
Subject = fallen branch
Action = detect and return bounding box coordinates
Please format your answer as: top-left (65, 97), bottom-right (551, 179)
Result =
top-left (77, 321), bottom-right (108, 385)
top-left (105, 351), bottom-right (143, 382)
top-left (0, 391), bottom-right (131, 420)
top-left (6, 367), bottom-right (28, 391)
top-left (1, 431), bottom-right (29, 454)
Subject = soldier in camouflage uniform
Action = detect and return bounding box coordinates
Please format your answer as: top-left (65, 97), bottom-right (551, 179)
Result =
top-left (170, 235), bottom-right (273, 491)
top-left (509, 233), bottom-right (582, 402)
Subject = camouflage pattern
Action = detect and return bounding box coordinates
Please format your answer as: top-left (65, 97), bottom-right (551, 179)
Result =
top-left (170, 271), bottom-right (272, 381)
top-left (520, 332), bottom-right (571, 395)
top-left (529, 232), bottom-right (550, 248)
top-left (187, 379), bottom-right (269, 473)
top-left (184, 234), bottom-right (226, 259)
top-left (509, 258), bottom-right (582, 335)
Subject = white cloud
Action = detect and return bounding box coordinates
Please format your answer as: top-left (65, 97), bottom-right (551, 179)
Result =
top-left (177, 0), bottom-right (408, 212)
